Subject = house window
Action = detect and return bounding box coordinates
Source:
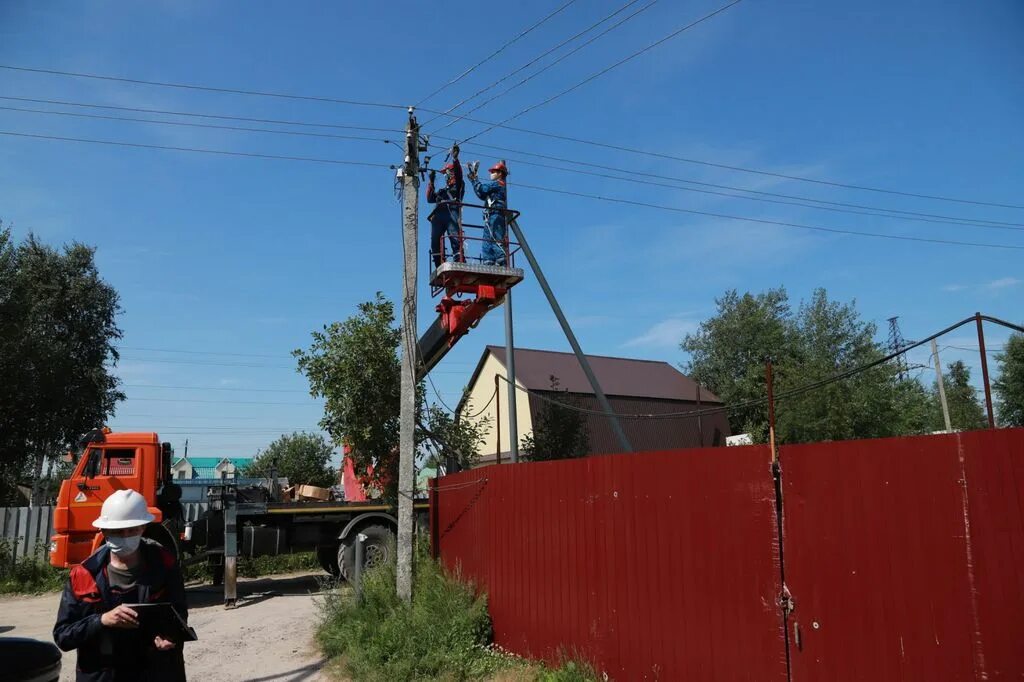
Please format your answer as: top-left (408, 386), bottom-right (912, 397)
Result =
top-left (176, 469), bottom-right (187, 480)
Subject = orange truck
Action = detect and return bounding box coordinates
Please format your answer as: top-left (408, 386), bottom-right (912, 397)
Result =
top-left (50, 428), bottom-right (426, 603)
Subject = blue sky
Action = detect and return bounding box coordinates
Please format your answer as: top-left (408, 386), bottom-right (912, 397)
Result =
top-left (2, 0), bottom-right (1021, 461)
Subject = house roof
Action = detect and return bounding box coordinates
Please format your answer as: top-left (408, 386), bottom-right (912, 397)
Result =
top-left (468, 346), bottom-right (722, 403)
top-left (171, 457), bottom-right (251, 468)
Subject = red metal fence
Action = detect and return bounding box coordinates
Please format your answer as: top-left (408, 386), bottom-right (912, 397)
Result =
top-left (431, 428), bottom-right (1024, 681)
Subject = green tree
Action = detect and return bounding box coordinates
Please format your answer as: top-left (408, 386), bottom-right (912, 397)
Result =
top-left (246, 432), bottom-right (337, 488)
top-left (294, 293), bottom-right (488, 495)
top-left (0, 225), bottom-right (124, 505)
top-left (520, 376), bottom-right (589, 461)
top-left (993, 332), bottom-right (1024, 426)
top-left (683, 287), bottom-right (931, 444)
top-left (932, 360), bottom-right (987, 431)
top-left (681, 288), bottom-right (795, 435)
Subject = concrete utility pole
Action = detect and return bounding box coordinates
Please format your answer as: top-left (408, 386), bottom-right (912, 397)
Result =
top-left (502, 160), bottom-right (519, 463)
top-left (397, 108), bottom-right (419, 603)
top-left (931, 340), bottom-right (952, 433)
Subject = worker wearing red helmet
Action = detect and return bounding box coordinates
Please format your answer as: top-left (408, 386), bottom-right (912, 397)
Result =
top-left (468, 160), bottom-right (508, 266)
top-left (426, 145), bottom-right (464, 268)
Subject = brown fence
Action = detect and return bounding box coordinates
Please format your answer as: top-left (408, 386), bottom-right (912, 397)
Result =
top-left (431, 428), bottom-right (1024, 681)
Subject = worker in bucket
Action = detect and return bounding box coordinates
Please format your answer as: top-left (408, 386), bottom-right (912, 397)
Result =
top-left (53, 488), bottom-right (188, 681)
top-left (468, 160), bottom-right (508, 266)
top-left (426, 145), bottom-right (464, 268)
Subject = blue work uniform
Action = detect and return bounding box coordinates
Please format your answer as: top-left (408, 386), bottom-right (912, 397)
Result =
top-left (470, 177), bottom-right (507, 265)
top-left (426, 164), bottom-right (464, 268)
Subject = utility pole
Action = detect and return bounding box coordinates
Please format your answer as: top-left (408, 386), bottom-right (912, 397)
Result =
top-left (502, 160), bottom-right (519, 463)
top-left (397, 108), bottom-right (420, 603)
top-left (931, 340), bottom-right (952, 433)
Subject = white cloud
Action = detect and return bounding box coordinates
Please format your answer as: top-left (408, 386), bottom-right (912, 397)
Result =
top-left (987, 277), bottom-right (1020, 290)
top-left (623, 318), bottom-right (698, 349)
top-left (942, 284), bottom-right (967, 292)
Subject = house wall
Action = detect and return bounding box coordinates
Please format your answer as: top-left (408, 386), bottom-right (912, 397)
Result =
top-left (463, 353), bottom-right (534, 464)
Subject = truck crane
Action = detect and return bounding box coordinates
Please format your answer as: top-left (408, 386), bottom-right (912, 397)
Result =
top-left (49, 206), bottom-right (524, 605)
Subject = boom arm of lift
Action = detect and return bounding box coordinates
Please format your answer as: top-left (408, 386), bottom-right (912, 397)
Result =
top-left (416, 284), bottom-right (505, 381)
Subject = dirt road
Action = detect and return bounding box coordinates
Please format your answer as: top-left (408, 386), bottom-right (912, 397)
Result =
top-left (0, 572), bottom-right (335, 681)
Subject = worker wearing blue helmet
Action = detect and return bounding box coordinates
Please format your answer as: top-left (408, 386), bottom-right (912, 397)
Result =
top-left (468, 160), bottom-right (508, 266)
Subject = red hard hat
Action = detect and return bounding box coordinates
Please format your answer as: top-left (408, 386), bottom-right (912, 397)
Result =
top-left (488, 161), bottom-right (508, 176)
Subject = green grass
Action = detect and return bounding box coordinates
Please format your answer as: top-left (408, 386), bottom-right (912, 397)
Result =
top-left (0, 540), bottom-right (68, 595)
top-left (315, 550), bottom-right (605, 681)
top-left (184, 550), bottom-right (321, 582)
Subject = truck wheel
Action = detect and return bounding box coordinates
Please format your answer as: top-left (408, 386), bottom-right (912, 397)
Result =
top-left (316, 544), bottom-right (341, 578)
top-left (339, 525), bottom-right (395, 580)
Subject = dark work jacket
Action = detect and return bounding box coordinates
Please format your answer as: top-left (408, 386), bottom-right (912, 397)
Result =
top-left (53, 539), bottom-right (189, 682)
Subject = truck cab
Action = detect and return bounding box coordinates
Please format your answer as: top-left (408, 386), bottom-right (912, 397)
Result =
top-left (50, 429), bottom-right (182, 568)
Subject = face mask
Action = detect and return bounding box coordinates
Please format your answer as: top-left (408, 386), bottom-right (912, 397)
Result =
top-left (490, 172), bottom-right (499, 180)
top-left (105, 534), bottom-right (142, 555)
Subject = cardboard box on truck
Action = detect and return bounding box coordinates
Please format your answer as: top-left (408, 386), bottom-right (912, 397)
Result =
top-left (296, 484), bottom-right (330, 501)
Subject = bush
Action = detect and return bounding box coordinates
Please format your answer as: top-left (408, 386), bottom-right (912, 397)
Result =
top-left (0, 540), bottom-right (68, 595)
top-left (317, 550), bottom-right (510, 681)
top-left (183, 550), bottom-right (320, 583)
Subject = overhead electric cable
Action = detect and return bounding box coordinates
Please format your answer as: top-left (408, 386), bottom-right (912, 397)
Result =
top-left (0, 105), bottom-right (398, 145)
top-left (517, 183), bottom-right (1024, 250)
top-left (428, 141), bottom-right (1024, 231)
top-left (414, 0), bottom-right (579, 107)
top-left (0, 64), bottom-right (407, 109)
top-left (0, 130), bottom-right (391, 168)
top-left (460, 0), bottom-right (745, 143)
top-left (422, 0), bottom-right (645, 126)
top-left (427, 0), bottom-right (658, 134)
top-left (0, 95), bottom-right (402, 133)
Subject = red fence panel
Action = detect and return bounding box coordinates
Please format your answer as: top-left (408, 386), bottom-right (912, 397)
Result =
top-left (434, 445), bottom-right (787, 681)
top-left (782, 429), bottom-right (1024, 681)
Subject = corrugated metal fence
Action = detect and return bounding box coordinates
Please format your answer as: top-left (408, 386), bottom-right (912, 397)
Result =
top-left (1, 502), bottom-right (210, 563)
top-left (432, 428), bottom-right (1024, 681)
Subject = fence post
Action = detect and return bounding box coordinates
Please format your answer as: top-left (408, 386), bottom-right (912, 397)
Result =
top-left (354, 533), bottom-right (367, 603)
top-left (975, 312), bottom-right (996, 428)
top-left (765, 357), bottom-right (778, 463)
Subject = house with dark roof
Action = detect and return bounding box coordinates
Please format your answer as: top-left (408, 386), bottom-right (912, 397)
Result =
top-left (458, 346), bottom-right (731, 465)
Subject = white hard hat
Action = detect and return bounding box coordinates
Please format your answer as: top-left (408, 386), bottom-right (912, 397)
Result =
top-left (92, 489), bottom-right (155, 529)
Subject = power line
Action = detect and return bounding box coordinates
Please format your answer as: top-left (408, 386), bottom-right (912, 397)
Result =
top-left (118, 345), bottom-right (286, 359)
top-left (0, 130), bottom-right (392, 168)
top-left (423, 0), bottom-right (646, 127)
top-left (460, 0), bottom-right (745, 143)
top-left (517, 183), bottom-right (1024, 250)
top-left (414, 0), bottom-right (579, 107)
top-left (431, 141), bottom-right (1024, 232)
top-left (0, 64), bottom-right (408, 110)
top-left (122, 384), bottom-right (307, 394)
top-left (0, 95), bottom-right (402, 133)
top-left (0, 104), bottom-right (399, 146)
top-left (7, 92), bottom-right (1014, 228)
top-left (127, 397), bottom-right (312, 406)
top-left (427, 0), bottom-right (658, 134)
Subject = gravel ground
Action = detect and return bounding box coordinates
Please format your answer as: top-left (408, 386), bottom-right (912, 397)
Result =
top-left (0, 571), bottom-right (335, 681)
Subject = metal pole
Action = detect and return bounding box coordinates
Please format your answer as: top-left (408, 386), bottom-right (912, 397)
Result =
top-left (396, 109), bottom-right (419, 602)
top-left (696, 384), bottom-right (704, 447)
top-left (494, 375), bottom-right (501, 465)
top-left (765, 358), bottom-right (778, 464)
top-left (507, 219), bottom-right (632, 453)
top-left (223, 485), bottom-right (238, 608)
top-left (931, 340), bottom-right (953, 433)
top-left (975, 312), bottom-right (996, 428)
top-left (353, 533), bottom-right (366, 603)
top-left (502, 160), bottom-right (519, 463)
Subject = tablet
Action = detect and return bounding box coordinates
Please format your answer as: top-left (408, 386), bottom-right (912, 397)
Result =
top-left (122, 603), bottom-right (198, 644)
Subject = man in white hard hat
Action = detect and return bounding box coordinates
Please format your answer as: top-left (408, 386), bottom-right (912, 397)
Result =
top-left (53, 488), bottom-right (188, 681)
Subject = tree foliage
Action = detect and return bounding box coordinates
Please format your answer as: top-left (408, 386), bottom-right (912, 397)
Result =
top-left (520, 376), bottom-right (589, 462)
top-left (245, 432), bottom-right (337, 488)
top-left (295, 293), bottom-right (487, 496)
top-left (683, 287), bottom-right (932, 444)
top-left (0, 225), bottom-right (123, 504)
top-left (931, 360), bottom-right (987, 432)
top-left (994, 332), bottom-right (1024, 426)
